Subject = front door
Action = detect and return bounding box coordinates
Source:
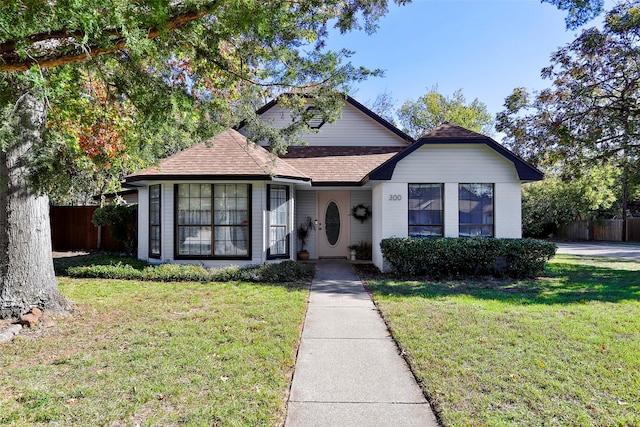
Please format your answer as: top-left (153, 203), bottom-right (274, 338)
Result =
top-left (317, 191), bottom-right (350, 258)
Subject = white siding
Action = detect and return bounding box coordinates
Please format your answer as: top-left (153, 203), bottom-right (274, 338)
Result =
top-left (390, 144), bottom-right (518, 183)
top-left (295, 190), bottom-right (317, 259)
top-left (443, 183), bottom-right (459, 238)
top-left (161, 184), bottom-right (174, 262)
top-left (371, 182), bottom-right (408, 271)
top-left (495, 182), bottom-right (522, 238)
top-left (350, 190), bottom-right (372, 245)
top-left (256, 103), bottom-right (407, 147)
top-left (372, 185), bottom-right (384, 269)
top-left (137, 186), bottom-right (149, 261)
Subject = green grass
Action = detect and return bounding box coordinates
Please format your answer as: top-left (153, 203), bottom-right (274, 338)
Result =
top-left (0, 276), bottom-right (309, 426)
top-left (360, 254), bottom-right (640, 426)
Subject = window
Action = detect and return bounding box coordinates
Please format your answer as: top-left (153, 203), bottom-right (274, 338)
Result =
top-left (408, 184), bottom-right (443, 237)
top-left (149, 184), bottom-right (161, 258)
top-left (267, 185), bottom-right (289, 258)
top-left (304, 106), bottom-right (325, 129)
top-left (176, 183), bottom-right (250, 258)
top-left (459, 183), bottom-right (494, 237)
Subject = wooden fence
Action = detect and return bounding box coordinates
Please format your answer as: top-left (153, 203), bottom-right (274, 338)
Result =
top-left (557, 218), bottom-right (640, 242)
top-left (50, 206), bottom-right (124, 251)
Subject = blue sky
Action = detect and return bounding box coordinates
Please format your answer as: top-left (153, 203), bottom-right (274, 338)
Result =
top-left (324, 0), bottom-right (612, 125)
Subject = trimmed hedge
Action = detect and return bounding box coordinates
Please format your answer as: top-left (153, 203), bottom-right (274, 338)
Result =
top-left (380, 238), bottom-right (557, 279)
top-left (67, 260), bottom-right (315, 283)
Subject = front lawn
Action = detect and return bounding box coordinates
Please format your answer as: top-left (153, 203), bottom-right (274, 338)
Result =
top-left (360, 254), bottom-right (640, 426)
top-left (0, 273), bottom-right (309, 425)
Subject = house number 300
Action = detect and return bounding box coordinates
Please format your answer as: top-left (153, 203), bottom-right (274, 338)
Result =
top-left (388, 194), bottom-right (402, 201)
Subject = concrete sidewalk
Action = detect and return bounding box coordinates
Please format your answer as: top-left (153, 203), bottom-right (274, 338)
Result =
top-left (285, 261), bottom-right (439, 427)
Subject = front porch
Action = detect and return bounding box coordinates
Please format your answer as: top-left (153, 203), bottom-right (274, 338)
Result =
top-left (293, 188), bottom-right (373, 261)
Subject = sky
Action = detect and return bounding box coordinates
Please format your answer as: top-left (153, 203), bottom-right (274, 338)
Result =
top-left (323, 0), bottom-right (613, 128)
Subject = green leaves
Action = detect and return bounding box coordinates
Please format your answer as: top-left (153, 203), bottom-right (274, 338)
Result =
top-left (1, 0), bottom-right (408, 200)
top-left (397, 86), bottom-right (494, 139)
top-left (380, 237), bottom-right (557, 279)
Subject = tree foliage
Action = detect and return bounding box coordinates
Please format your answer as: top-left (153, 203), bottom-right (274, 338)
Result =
top-left (0, 1), bottom-right (411, 199)
top-left (542, 0), bottom-right (605, 29)
top-left (497, 2), bottom-right (640, 238)
top-left (497, 2), bottom-right (640, 173)
top-left (92, 204), bottom-right (138, 257)
top-left (522, 166), bottom-right (619, 237)
top-left (397, 86), bottom-right (494, 139)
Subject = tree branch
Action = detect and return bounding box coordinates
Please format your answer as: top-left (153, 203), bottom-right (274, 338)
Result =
top-left (0, 8), bottom-right (213, 72)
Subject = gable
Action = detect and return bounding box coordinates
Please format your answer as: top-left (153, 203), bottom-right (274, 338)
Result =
top-left (246, 96), bottom-right (411, 148)
top-left (368, 124), bottom-right (543, 183)
top-left (389, 144), bottom-right (519, 183)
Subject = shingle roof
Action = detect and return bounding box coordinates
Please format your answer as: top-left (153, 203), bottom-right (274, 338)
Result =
top-left (281, 146), bottom-right (403, 184)
top-left (418, 122), bottom-right (487, 140)
top-left (126, 129), bottom-right (310, 182)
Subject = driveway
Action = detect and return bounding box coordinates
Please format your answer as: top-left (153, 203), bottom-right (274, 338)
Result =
top-left (555, 242), bottom-right (640, 260)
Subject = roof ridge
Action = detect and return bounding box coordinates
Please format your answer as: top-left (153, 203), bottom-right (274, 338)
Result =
top-left (227, 129), bottom-right (271, 175)
top-left (227, 129), bottom-right (310, 179)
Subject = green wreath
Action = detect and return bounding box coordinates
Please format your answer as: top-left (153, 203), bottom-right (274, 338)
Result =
top-left (351, 204), bottom-right (371, 223)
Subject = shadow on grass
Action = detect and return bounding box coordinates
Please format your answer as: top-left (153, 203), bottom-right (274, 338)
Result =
top-left (355, 259), bottom-right (640, 305)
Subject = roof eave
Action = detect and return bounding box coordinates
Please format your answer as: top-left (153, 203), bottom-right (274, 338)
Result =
top-left (366, 137), bottom-right (544, 182)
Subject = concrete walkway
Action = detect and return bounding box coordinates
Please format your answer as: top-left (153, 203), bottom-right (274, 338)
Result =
top-left (285, 261), bottom-right (439, 427)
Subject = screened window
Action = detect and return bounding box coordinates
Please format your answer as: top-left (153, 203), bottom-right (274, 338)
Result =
top-left (408, 184), bottom-right (443, 237)
top-left (176, 184), bottom-right (250, 258)
top-left (149, 184), bottom-right (161, 258)
top-left (268, 185), bottom-right (289, 258)
top-left (459, 183), bottom-right (494, 238)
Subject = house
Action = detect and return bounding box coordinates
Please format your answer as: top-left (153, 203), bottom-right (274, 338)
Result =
top-left (125, 96), bottom-right (543, 271)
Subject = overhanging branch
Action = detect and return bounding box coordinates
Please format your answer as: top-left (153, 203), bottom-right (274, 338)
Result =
top-left (0, 8), bottom-right (213, 72)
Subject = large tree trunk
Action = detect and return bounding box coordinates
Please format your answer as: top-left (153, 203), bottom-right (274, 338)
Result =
top-left (0, 80), bottom-right (71, 319)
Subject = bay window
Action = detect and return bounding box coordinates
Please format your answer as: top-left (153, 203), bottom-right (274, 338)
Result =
top-left (176, 183), bottom-right (250, 258)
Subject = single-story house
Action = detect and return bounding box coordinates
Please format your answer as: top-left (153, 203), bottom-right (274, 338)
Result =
top-left (125, 96), bottom-right (543, 271)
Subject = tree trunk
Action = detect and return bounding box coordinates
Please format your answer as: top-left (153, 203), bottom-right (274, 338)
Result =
top-left (0, 80), bottom-right (71, 319)
top-left (622, 173), bottom-right (628, 242)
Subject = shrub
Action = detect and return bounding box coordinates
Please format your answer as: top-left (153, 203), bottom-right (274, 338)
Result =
top-left (92, 204), bottom-right (138, 257)
top-left (68, 260), bottom-right (315, 283)
top-left (380, 238), bottom-right (557, 279)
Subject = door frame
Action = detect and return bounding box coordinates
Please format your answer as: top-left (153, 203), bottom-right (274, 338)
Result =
top-left (316, 191), bottom-right (350, 258)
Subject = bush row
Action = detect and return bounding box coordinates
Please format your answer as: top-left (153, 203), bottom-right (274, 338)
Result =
top-left (380, 237), bottom-right (557, 279)
top-left (67, 260), bottom-right (315, 283)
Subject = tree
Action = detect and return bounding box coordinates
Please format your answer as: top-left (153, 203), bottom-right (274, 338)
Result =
top-left (397, 86), bottom-right (494, 139)
top-left (0, 0), bottom-right (410, 318)
top-left (497, 1), bottom-right (640, 240)
top-left (542, 0), bottom-right (605, 29)
top-left (92, 204), bottom-right (138, 257)
top-left (366, 90), bottom-right (397, 125)
top-left (522, 166), bottom-right (619, 237)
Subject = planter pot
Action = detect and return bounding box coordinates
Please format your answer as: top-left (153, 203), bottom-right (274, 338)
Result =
top-left (297, 251), bottom-right (310, 261)
top-left (350, 249), bottom-right (357, 261)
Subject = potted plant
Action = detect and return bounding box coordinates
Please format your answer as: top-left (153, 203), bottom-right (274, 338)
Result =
top-left (348, 244), bottom-right (358, 261)
top-left (297, 216), bottom-right (315, 260)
